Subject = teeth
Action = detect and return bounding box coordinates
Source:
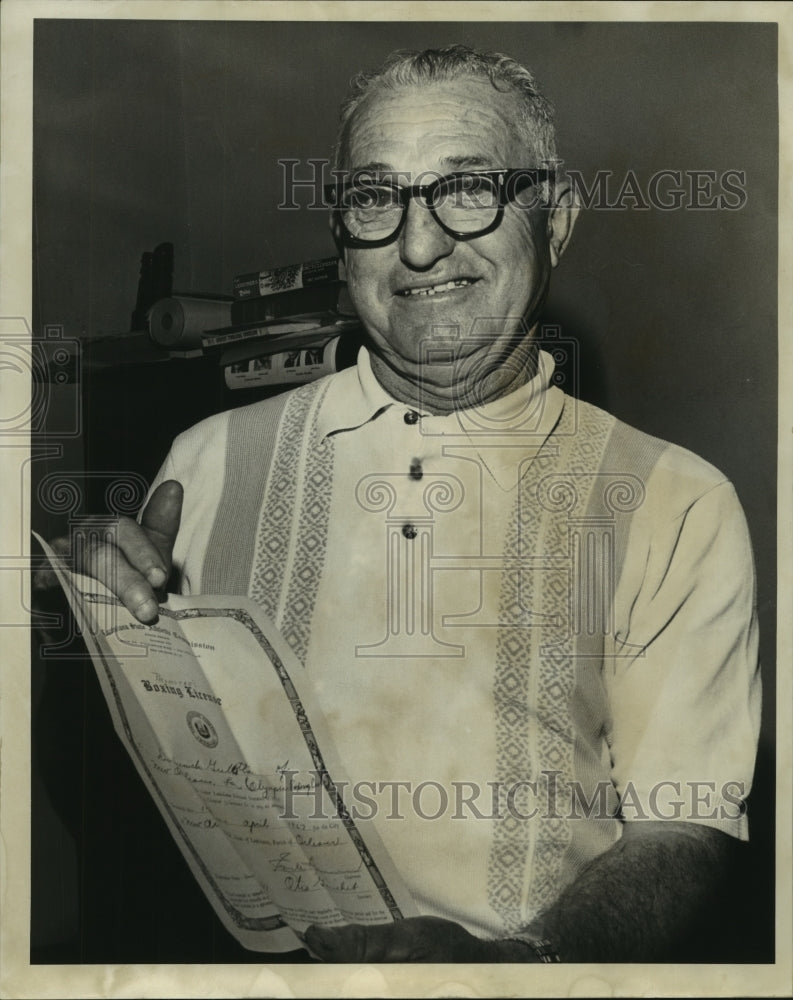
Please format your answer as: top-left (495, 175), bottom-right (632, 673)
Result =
top-left (403, 279), bottom-right (472, 297)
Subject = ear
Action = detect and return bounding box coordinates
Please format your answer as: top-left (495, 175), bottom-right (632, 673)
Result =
top-left (547, 175), bottom-right (579, 268)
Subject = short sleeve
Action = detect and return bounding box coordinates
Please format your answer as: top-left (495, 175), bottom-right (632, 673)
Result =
top-left (606, 480), bottom-right (761, 840)
top-left (142, 451), bottom-right (177, 506)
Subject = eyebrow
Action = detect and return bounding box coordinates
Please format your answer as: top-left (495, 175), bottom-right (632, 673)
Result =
top-left (440, 155), bottom-right (495, 170)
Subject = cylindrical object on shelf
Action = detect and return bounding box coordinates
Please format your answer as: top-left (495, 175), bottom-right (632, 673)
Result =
top-left (148, 296), bottom-right (232, 348)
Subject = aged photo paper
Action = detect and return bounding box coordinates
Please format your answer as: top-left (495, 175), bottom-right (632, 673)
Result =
top-left (1, 1), bottom-right (791, 997)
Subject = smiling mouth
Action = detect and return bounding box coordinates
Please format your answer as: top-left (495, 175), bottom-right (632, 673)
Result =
top-left (396, 278), bottom-right (477, 298)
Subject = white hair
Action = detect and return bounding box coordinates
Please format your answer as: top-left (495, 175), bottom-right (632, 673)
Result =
top-left (334, 44), bottom-right (558, 170)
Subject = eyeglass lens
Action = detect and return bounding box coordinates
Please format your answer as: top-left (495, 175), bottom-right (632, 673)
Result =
top-left (340, 174), bottom-right (502, 241)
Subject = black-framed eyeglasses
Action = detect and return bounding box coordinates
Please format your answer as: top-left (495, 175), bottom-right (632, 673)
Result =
top-left (324, 168), bottom-right (554, 248)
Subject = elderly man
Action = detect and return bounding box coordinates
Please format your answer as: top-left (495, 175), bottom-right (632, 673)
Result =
top-left (72, 46), bottom-right (759, 962)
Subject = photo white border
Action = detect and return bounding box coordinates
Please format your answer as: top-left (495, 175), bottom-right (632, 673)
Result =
top-left (1, 1), bottom-right (790, 997)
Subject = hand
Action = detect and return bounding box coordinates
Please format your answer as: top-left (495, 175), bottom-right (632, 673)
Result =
top-left (43, 480), bottom-right (183, 624)
top-left (304, 916), bottom-right (536, 963)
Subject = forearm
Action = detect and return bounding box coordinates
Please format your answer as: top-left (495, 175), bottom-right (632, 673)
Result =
top-left (520, 821), bottom-right (738, 962)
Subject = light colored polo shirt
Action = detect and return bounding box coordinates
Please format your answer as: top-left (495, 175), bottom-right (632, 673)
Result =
top-left (151, 348), bottom-right (760, 939)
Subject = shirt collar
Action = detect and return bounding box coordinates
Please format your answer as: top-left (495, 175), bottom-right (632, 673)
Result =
top-left (316, 347), bottom-right (397, 440)
top-left (317, 345), bottom-right (564, 490)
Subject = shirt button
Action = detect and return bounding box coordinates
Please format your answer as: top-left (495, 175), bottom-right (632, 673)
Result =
top-left (404, 410), bottom-right (420, 425)
top-left (409, 459), bottom-right (423, 481)
top-left (402, 523), bottom-right (418, 540)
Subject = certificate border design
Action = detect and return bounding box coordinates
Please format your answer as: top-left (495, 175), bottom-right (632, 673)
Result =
top-left (84, 594), bottom-right (407, 931)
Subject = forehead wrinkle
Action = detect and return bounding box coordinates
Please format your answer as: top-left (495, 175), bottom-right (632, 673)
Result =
top-left (353, 81), bottom-right (519, 129)
top-left (345, 81), bottom-right (525, 170)
top-left (348, 129), bottom-right (515, 173)
top-left (348, 161), bottom-right (395, 174)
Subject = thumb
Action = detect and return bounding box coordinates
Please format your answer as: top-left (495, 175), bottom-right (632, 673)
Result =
top-left (140, 480), bottom-right (183, 566)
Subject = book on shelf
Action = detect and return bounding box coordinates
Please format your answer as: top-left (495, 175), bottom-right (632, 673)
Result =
top-left (230, 282), bottom-right (354, 326)
top-left (223, 330), bottom-right (361, 390)
top-left (218, 331), bottom-right (332, 367)
top-left (233, 256), bottom-right (346, 299)
top-left (201, 316), bottom-right (360, 354)
top-left (167, 321), bottom-right (315, 359)
top-left (201, 318), bottom-right (326, 351)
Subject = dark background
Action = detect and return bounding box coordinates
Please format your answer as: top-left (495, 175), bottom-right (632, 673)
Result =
top-left (30, 19), bottom-right (777, 962)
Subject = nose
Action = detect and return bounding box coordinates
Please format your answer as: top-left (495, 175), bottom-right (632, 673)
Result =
top-left (398, 198), bottom-right (455, 270)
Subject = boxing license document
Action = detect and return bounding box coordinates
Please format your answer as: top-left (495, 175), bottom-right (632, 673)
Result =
top-left (36, 535), bottom-right (418, 953)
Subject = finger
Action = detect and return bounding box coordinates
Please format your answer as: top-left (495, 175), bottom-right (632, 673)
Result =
top-left (75, 532), bottom-right (161, 624)
top-left (110, 480), bottom-right (183, 589)
top-left (356, 921), bottom-right (419, 962)
top-left (113, 515), bottom-right (172, 589)
top-left (305, 920), bottom-right (444, 963)
top-left (305, 923), bottom-right (369, 962)
top-left (359, 917), bottom-right (489, 963)
top-left (139, 480), bottom-right (183, 579)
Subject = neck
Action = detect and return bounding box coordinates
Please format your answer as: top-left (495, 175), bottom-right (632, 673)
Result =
top-left (368, 337), bottom-right (540, 415)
